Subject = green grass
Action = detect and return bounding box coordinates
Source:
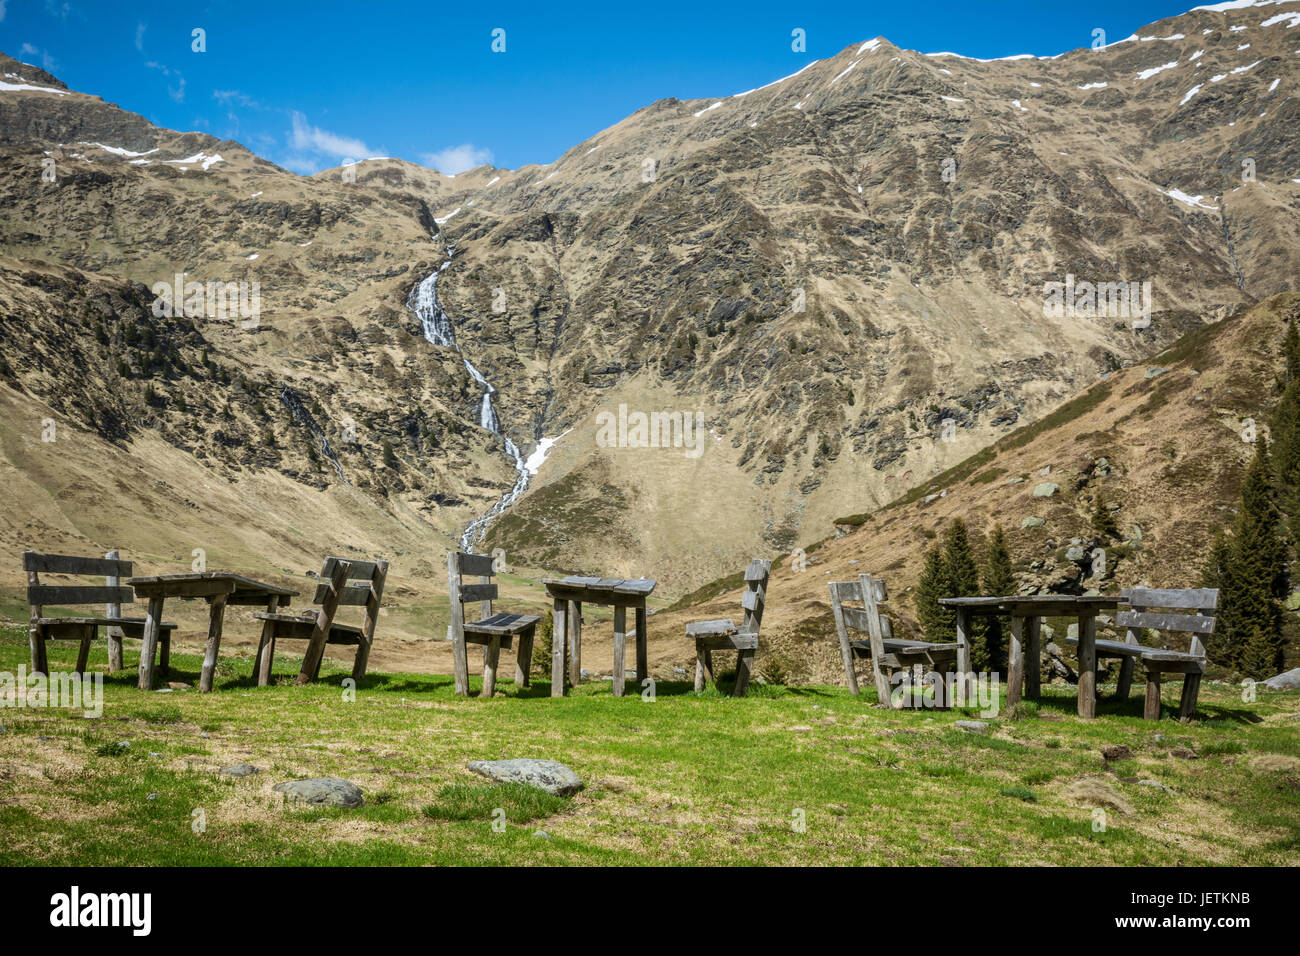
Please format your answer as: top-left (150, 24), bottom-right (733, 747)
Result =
top-left (0, 626), bottom-right (1297, 866)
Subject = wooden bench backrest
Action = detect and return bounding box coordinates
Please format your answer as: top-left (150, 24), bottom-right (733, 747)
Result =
top-left (739, 559), bottom-right (772, 638)
top-left (447, 552), bottom-right (497, 638)
top-left (23, 551), bottom-right (134, 622)
top-left (1117, 587), bottom-right (1218, 659)
top-left (827, 575), bottom-right (894, 640)
top-left (310, 555), bottom-right (388, 635)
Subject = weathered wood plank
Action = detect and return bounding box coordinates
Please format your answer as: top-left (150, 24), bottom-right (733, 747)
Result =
top-left (199, 594), bottom-right (228, 693)
top-left (635, 606), bottom-right (648, 683)
top-left (459, 583), bottom-right (499, 604)
top-left (23, 551), bottom-right (132, 576)
top-left (28, 585), bottom-right (134, 606)
top-left (351, 559), bottom-right (387, 682)
top-left (454, 552), bottom-right (495, 577)
top-left (612, 606), bottom-right (627, 697)
top-left (830, 582), bottom-right (860, 695)
top-left (685, 619), bottom-right (736, 637)
top-left (105, 550), bottom-right (125, 672)
top-left (296, 560), bottom-right (348, 685)
top-left (695, 632), bottom-right (759, 651)
top-left (514, 625), bottom-right (534, 688)
top-left (481, 634), bottom-right (501, 698)
top-left (1116, 609), bottom-right (1215, 634)
top-left (1144, 672), bottom-right (1162, 720)
top-left (321, 556), bottom-right (378, 580)
top-left (311, 582), bottom-right (373, 606)
top-left (1122, 587), bottom-right (1218, 610)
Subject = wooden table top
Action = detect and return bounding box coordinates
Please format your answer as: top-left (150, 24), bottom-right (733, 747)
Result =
top-left (542, 576), bottom-right (657, 603)
top-left (126, 572), bottom-right (298, 605)
top-left (940, 594), bottom-right (1121, 615)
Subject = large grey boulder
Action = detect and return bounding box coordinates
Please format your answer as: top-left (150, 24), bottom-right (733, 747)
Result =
top-left (273, 777), bottom-right (365, 808)
top-left (1262, 668), bottom-right (1300, 691)
top-left (466, 758), bottom-right (583, 796)
top-left (1033, 483), bottom-right (1059, 497)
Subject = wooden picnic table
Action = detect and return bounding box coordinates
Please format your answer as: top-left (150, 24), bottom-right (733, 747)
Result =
top-left (126, 572), bottom-right (298, 692)
top-left (939, 594), bottom-right (1121, 718)
top-left (542, 576), bottom-right (657, 697)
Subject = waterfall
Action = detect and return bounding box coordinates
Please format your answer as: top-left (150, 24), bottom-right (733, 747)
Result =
top-left (407, 253), bottom-right (531, 550)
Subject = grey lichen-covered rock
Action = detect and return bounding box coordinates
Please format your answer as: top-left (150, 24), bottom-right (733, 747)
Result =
top-left (273, 777), bottom-right (365, 808)
top-left (1262, 667), bottom-right (1300, 690)
top-left (955, 720), bottom-right (989, 734)
top-left (1032, 482), bottom-right (1059, 497)
top-left (220, 763), bottom-right (260, 777)
top-left (467, 758), bottom-right (583, 796)
top-left (1021, 516), bottom-right (1046, 528)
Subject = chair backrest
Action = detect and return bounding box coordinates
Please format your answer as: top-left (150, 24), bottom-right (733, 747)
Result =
top-left (23, 551), bottom-right (134, 623)
top-left (739, 559), bottom-right (772, 637)
top-left (827, 574), bottom-right (894, 641)
top-left (310, 555), bottom-right (388, 635)
top-left (1118, 587), bottom-right (1218, 659)
top-left (446, 551), bottom-right (497, 639)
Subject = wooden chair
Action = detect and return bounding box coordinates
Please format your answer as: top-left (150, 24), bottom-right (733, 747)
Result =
top-left (252, 556), bottom-right (388, 686)
top-left (685, 558), bottom-right (770, 696)
top-left (24, 550), bottom-right (175, 677)
top-left (830, 573), bottom-right (961, 707)
top-left (447, 551), bottom-right (540, 698)
top-left (1066, 587), bottom-right (1216, 721)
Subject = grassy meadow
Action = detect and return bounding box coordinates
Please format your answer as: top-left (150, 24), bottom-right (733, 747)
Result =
top-left (0, 625), bottom-right (1297, 867)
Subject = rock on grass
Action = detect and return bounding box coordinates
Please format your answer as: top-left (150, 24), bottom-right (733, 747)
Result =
top-left (466, 759), bottom-right (583, 797)
top-left (273, 777), bottom-right (364, 808)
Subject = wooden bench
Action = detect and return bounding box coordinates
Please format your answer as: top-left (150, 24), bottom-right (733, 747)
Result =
top-left (830, 573), bottom-right (961, 707)
top-left (685, 558), bottom-right (770, 696)
top-left (448, 551), bottom-right (539, 698)
top-left (24, 549), bottom-right (175, 677)
top-left (252, 555), bottom-right (388, 685)
top-left (1066, 587), bottom-right (1216, 720)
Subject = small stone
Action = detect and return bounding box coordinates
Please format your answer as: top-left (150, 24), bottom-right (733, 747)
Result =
top-left (1032, 482), bottom-right (1059, 497)
top-left (1065, 545), bottom-right (1086, 562)
top-left (273, 777), bottom-right (365, 808)
top-left (1170, 747), bottom-right (1198, 760)
top-left (531, 830), bottom-right (552, 840)
top-left (1137, 779), bottom-right (1176, 794)
top-left (1006, 476), bottom-right (1025, 484)
top-left (1101, 744), bottom-right (1132, 761)
top-left (1144, 366), bottom-right (1168, 379)
top-left (466, 758), bottom-right (583, 796)
top-left (220, 763), bottom-right (260, 777)
top-left (955, 720), bottom-right (989, 734)
top-left (147, 793), bottom-right (160, 800)
top-left (1021, 516), bottom-right (1046, 528)
top-left (1152, 733), bottom-right (1166, 745)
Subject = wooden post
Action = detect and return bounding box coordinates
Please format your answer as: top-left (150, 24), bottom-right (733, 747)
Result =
top-left (733, 648), bottom-right (754, 697)
top-left (551, 599), bottom-right (567, 697)
top-left (481, 634), bottom-right (501, 698)
top-left (105, 549), bottom-right (124, 671)
top-left (568, 599), bottom-right (583, 686)
top-left (137, 595), bottom-right (165, 690)
top-left (1006, 615), bottom-right (1025, 708)
top-left (1178, 674), bottom-right (1201, 721)
top-left (635, 605), bottom-right (648, 683)
top-left (860, 575), bottom-right (893, 706)
top-left (74, 623), bottom-right (94, 675)
top-left (28, 567), bottom-right (46, 676)
top-left (694, 645), bottom-right (713, 692)
top-left (448, 554), bottom-right (469, 696)
top-left (200, 595), bottom-right (228, 692)
top-left (612, 606), bottom-right (627, 697)
top-left (830, 583), bottom-right (860, 695)
top-left (255, 595), bottom-right (279, 686)
top-left (351, 559), bottom-right (388, 682)
top-left (297, 561), bottom-right (348, 685)
top-left (1024, 616), bottom-right (1042, 700)
top-left (1077, 613), bottom-right (1097, 719)
top-left (954, 607), bottom-right (972, 706)
top-left (1144, 671), bottom-right (1162, 720)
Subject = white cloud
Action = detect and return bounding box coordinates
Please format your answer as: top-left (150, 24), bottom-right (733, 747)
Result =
top-left (420, 143), bottom-right (493, 175)
top-left (135, 23), bottom-right (146, 52)
top-left (289, 110), bottom-right (375, 160)
top-left (144, 60), bottom-right (185, 102)
top-left (20, 41), bottom-right (59, 74)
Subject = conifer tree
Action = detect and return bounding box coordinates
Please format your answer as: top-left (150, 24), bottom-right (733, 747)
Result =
top-left (914, 543), bottom-right (953, 641)
top-left (981, 524), bottom-right (1015, 674)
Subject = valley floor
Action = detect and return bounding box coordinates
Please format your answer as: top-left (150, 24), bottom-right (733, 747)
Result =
top-left (0, 626), bottom-right (1296, 867)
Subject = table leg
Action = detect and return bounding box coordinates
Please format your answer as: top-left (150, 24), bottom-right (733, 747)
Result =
top-left (567, 600), bottom-right (582, 687)
top-left (1007, 615), bottom-right (1025, 709)
top-left (1077, 613), bottom-right (1097, 718)
top-left (74, 624), bottom-right (94, 675)
top-left (635, 606), bottom-right (648, 683)
top-left (954, 608), bottom-right (972, 705)
top-left (551, 599), bottom-right (567, 697)
top-left (1025, 616), bottom-right (1042, 700)
top-left (200, 595), bottom-right (228, 693)
top-left (612, 606), bottom-right (627, 697)
top-left (255, 596), bottom-right (278, 687)
top-left (137, 596), bottom-right (166, 690)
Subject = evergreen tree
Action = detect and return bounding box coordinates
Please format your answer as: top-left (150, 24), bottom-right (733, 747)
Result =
top-left (1217, 440), bottom-right (1287, 673)
top-left (1200, 529), bottom-right (1232, 666)
top-left (914, 544), bottom-right (953, 641)
top-left (1240, 625), bottom-right (1280, 680)
top-left (981, 524), bottom-right (1015, 675)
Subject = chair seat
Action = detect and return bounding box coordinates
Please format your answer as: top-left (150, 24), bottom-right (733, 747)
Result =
top-left (251, 612), bottom-right (364, 645)
top-left (686, 619), bottom-right (736, 637)
top-left (37, 616), bottom-right (178, 632)
top-left (1065, 636), bottom-right (1150, 658)
top-left (463, 612), bottom-right (540, 636)
top-left (850, 638), bottom-right (959, 654)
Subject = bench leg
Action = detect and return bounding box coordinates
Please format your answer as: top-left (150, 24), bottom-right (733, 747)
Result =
top-left (694, 644), bottom-right (713, 692)
top-left (200, 596), bottom-right (227, 693)
top-left (1116, 656), bottom-right (1135, 701)
top-left (106, 626), bottom-right (124, 672)
top-left (29, 627), bottom-right (48, 677)
top-left (452, 631), bottom-right (470, 697)
top-left (515, 626), bottom-right (534, 688)
top-left (551, 600), bottom-right (567, 697)
top-left (137, 596), bottom-right (165, 691)
top-left (1006, 616), bottom-right (1024, 708)
top-left (1143, 671), bottom-right (1162, 720)
top-left (612, 607), bottom-right (627, 697)
top-left (567, 600), bottom-right (582, 687)
top-left (74, 624), bottom-right (95, 675)
top-left (635, 607), bottom-right (648, 683)
top-left (481, 634), bottom-right (501, 698)
top-left (732, 649), bottom-right (754, 697)
top-left (1178, 674), bottom-right (1201, 722)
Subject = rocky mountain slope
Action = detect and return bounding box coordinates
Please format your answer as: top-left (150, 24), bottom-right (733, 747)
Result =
top-left (0, 1), bottom-right (1298, 623)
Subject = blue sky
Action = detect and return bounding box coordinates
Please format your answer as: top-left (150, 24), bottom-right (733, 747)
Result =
top-left (2, 0), bottom-right (1205, 175)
